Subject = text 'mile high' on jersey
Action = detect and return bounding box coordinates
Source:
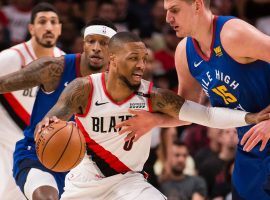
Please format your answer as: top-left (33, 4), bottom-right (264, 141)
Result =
top-left (186, 16), bottom-right (270, 199)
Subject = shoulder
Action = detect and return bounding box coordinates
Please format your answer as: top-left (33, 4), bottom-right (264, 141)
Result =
top-left (0, 47), bottom-right (23, 73)
top-left (175, 38), bottom-right (188, 64)
top-left (175, 37), bottom-right (187, 56)
top-left (67, 77), bottom-right (92, 90)
top-left (221, 18), bottom-right (249, 40)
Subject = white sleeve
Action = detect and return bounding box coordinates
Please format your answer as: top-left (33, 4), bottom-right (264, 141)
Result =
top-left (179, 100), bottom-right (248, 128)
top-left (0, 49), bottom-right (22, 76)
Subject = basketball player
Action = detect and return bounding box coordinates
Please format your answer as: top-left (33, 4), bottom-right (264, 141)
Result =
top-left (0, 19), bottom-right (117, 199)
top-left (115, 0), bottom-right (270, 199)
top-left (35, 32), bottom-right (270, 200)
top-left (0, 3), bottom-right (63, 199)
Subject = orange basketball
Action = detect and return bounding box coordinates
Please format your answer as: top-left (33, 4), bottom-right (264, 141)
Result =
top-left (35, 120), bottom-right (86, 172)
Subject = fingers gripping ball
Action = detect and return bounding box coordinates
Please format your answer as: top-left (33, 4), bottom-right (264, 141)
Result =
top-left (36, 120), bottom-right (86, 172)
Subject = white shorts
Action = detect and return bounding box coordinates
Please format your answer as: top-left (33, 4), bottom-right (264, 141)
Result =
top-left (0, 144), bottom-right (26, 200)
top-left (61, 157), bottom-right (167, 200)
top-left (24, 168), bottom-right (58, 200)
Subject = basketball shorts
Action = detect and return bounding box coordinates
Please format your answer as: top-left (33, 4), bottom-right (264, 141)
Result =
top-left (15, 158), bottom-right (67, 198)
top-left (61, 157), bottom-right (167, 200)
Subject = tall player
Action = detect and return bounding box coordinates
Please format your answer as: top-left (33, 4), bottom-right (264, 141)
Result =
top-left (115, 0), bottom-right (270, 199)
top-left (35, 32), bottom-right (270, 200)
top-left (0, 3), bottom-right (63, 199)
top-left (0, 19), bottom-right (117, 199)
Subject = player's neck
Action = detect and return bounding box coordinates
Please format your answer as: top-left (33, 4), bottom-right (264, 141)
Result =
top-left (31, 38), bottom-right (55, 59)
top-left (105, 72), bottom-right (134, 102)
top-left (191, 11), bottom-right (215, 57)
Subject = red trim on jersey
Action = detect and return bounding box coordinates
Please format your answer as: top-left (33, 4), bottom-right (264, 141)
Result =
top-left (3, 93), bottom-right (30, 125)
top-left (192, 15), bottom-right (218, 61)
top-left (76, 76), bottom-right (93, 117)
top-left (23, 42), bottom-right (36, 60)
top-left (76, 118), bottom-right (132, 173)
top-left (147, 82), bottom-right (153, 112)
top-left (75, 54), bottom-right (82, 77)
top-left (101, 72), bottom-right (136, 105)
top-left (11, 48), bottom-right (26, 66)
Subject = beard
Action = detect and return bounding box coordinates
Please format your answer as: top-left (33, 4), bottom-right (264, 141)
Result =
top-left (119, 75), bottom-right (140, 91)
top-left (35, 36), bottom-right (55, 48)
top-left (171, 167), bottom-right (184, 176)
top-left (87, 63), bottom-right (104, 72)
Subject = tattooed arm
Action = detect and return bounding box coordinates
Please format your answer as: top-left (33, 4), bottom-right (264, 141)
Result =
top-left (46, 77), bottom-right (91, 120)
top-left (0, 56), bottom-right (65, 93)
top-left (35, 77), bottom-right (91, 137)
top-left (151, 87), bottom-right (270, 128)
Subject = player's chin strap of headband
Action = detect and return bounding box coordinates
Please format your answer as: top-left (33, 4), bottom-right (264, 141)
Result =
top-left (84, 25), bottom-right (117, 38)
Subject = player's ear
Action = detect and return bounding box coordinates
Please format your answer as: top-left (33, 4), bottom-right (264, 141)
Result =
top-left (109, 54), bottom-right (117, 68)
top-left (28, 24), bottom-right (34, 36)
top-left (194, 0), bottom-right (203, 13)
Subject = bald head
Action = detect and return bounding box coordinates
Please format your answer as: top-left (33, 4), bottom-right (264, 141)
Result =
top-left (109, 32), bottom-right (143, 54)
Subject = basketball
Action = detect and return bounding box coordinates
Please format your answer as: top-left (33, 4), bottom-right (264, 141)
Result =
top-left (35, 120), bottom-right (86, 172)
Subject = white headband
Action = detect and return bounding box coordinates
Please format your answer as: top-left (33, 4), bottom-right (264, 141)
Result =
top-left (84, 25), bottom-right (116, 38)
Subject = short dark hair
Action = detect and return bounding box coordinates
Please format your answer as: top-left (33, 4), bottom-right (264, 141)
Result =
top-left (109, 32), bottom-right (143, 53)
top-left (85, 18), bottom-right (117, 32)
top-left (173, 140), bottom-right (188, 149)
top-left (30, 3), bottom-right (59, 24)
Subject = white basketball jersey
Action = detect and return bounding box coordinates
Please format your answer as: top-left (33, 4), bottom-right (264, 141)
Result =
top-left (0, 40), bottom-right (64, 147)
top-left (76, 73), bottom-right (153, 177)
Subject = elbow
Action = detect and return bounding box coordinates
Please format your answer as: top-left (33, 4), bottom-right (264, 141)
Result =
top-left (183, 121), bottom-right (192, 126)
top-left (0, 79), bottom-right (5, 93)
top-left (177, 120), bottom-right (192, 126)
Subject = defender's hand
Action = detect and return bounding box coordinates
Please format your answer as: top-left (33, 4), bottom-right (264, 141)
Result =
top-left (115, 109), bottom-right (157, 142)
top-left (241, 119), bottom-right (270, 152)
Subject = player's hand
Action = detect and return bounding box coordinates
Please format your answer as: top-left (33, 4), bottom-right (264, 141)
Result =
top-left (241, 119), bottom-right (270, 152)
top-left (247, 104), bottom-right (270, 124)
top-left (34, 116), bottom-right (60, 141)
top-left (115, 109), bottom-right (157, 142)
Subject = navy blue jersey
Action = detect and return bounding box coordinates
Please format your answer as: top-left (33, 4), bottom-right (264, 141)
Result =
top-left (13, 54), bottom-right (81, 179)
top-left (186, 16), bottom-right (270, 199)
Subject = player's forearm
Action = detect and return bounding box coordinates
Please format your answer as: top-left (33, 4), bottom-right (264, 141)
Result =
top-left (45, 103), bottom-right (74, 122)
top-left (0, 57), bottom-right (64, 93)
top-left (152, 112), bottom-right (190, 127)
top-left (0, 72), bottom-right (40, 93)
top-left (178, 100), bottom-right (252, 128)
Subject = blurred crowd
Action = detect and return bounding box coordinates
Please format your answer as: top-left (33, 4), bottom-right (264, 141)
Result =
top-left (0, 0), bottom-right (269, 199)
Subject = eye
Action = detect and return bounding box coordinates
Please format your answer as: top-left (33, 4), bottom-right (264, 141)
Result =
top-left (100, 40), bottom-right (108, 46)
top-left (86, 40), bottom-right (94, 44)
top-left (129, 57), bottom-right (138, 61)
top-left (50, 20), bottom-right (58, 25)
top-left (38, 20), bottom-right (46, 25)
top-left (170, 8), bottom-right (179, 14)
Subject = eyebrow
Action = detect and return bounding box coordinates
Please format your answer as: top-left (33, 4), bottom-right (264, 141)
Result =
top-left (37, 16), bottom-right (58, 20)
top-left (167, 5), bottom-right (178, 10)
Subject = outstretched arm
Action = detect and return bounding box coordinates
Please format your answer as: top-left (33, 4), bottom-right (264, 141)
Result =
top-left (0, 56), bottom-right (65, 93)
top-left (35, 77), bottom-right (91, 135)
top-left (151, 87), bottom-right (269, 128)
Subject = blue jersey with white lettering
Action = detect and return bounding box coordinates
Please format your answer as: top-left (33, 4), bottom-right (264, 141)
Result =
top-left (186, 16), bottom-right (270, 199)
top-left (13, 54), bottom-right (81, 178)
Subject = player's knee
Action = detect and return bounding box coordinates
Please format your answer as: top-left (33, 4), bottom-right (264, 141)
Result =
top-left (32, 185), bottom-right (59, 200)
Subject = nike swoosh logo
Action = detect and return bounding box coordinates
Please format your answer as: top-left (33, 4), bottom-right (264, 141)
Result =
top-left (95, 101), bottom-right (109, 106)
top-left (194, 60), bottom-right (203, 68)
